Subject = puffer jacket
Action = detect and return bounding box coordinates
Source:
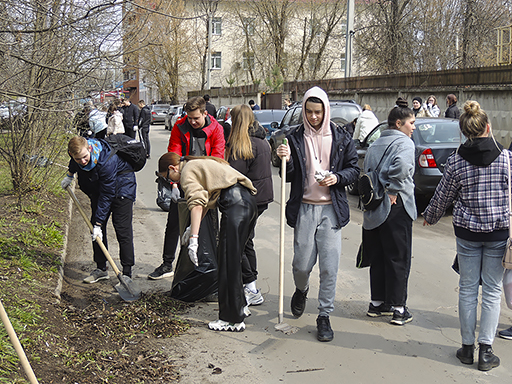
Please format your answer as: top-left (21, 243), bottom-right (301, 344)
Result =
top-left (283, 121), bottom-right (359, 228)
top-left (227, 123), bottom-right (273, 207)
top-left (168, 115), bottom-right (225, 158)
top-left (68, 139), bottom-right (136, 224)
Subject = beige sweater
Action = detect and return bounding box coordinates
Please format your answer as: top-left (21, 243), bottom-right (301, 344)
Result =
top-left (180, 159), bottom-right (257, 211)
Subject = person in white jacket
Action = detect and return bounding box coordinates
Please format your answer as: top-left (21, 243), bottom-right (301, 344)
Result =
top-left (353, 104), bottom-right (379, 142)
top-left (107, 103), bottom-right (124, 136)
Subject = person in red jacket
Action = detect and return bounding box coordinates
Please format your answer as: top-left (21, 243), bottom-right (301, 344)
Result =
top-left (148, 96), bottom-right (225, 280)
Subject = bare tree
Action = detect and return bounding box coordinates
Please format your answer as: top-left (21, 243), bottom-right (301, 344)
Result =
top-left (0, 0), bottom-right (131, 197)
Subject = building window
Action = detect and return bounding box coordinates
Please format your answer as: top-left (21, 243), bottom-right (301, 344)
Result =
top-left (243, 18), bottom-right (255, 36)
top-left (243, 52), bottom-right (255, 70)
top-left (212, 17), bottom-right (222, 35)
top-left (308, 53), bottom-right (319, 70)
top-left (341, 19), bottom-right (347, 35)
top-left (340, 52), bottom-right (346, 70)
top-left (309, 17), bottom-right (321, 37)
top-left (211, 52), bottom-right (222, 69)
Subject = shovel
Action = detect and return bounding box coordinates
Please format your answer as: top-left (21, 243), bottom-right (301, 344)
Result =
top-left (66, 186), bottom-right (141, 302)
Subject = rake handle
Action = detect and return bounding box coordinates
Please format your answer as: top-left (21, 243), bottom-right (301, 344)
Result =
top-left (65, 187), bottom-right (122, 276)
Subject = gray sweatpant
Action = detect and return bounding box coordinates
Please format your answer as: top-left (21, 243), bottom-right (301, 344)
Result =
top-left (292, 203), bottom-right (341, 316)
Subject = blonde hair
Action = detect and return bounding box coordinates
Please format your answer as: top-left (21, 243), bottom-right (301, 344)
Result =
top-left (459, 100), bottom-right (489, 139)
top-left (68, 136), bottom-right (88, 156)
top-left (362, 104), bottom-right (372, 111)
top-left (226, 104), bottom-right (254, 161)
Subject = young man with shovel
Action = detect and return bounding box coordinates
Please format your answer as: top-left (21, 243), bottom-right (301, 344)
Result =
top-left (61, 136), bottom-right (137, 283)
top-left (276, 86), bottom-right (359, 342)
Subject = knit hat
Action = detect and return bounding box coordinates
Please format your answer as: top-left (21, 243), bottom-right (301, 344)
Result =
top-left (412, 96), bottom-right (422, 105)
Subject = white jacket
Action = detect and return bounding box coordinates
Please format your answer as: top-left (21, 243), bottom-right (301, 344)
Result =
top-left (107, 110), bottom-right (124, 135)
top-left (353, 110), bottom-right (379, 141)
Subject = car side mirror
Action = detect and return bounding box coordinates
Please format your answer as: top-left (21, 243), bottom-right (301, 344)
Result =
top-left (270, 121), bottom-right (278, 129)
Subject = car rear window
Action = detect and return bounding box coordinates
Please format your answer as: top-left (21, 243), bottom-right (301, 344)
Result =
top-left (330, 105), bottom-right (361, 125)
top-left (416, 122), bottom-right (461, 144)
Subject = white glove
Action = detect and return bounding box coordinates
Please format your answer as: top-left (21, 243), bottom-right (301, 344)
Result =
top-left (171, 186), bottom-right (181, 203)
top-left (91, 225), bottom-right (103, 242)
top-left (181, 226), bottom-right (191, 246)
top-left (188, 237), bottom-right (198, 266)
top-left (61, 174), bottom-right (74, 189)
top-left (133, 125), bottom-right (138, 131)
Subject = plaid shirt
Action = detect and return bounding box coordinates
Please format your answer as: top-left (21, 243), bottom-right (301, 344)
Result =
top-left (423, 150), bottom-right (511, 233)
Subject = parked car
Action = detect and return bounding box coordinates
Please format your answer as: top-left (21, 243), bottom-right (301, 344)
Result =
top-left (150, 104), bottom-right (171, 124)
top-left (216, 105), bottom-right (232, 125)
top-left (170, 106), bottom-right (186, 128)
top-left (347, 117), bottom-right (463, 204)
top-left (164, 105), bottom-right (182, 130)
top-left (253, 109), bottom-right (287, 139)
top-left (268, 100), bottom-right (362, 166)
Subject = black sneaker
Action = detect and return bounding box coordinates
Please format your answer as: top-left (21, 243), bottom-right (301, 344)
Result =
top-left (148, 263), bottom-right (174, 280)
top-left (367, 303), bottom-right (394, 317)
top-left (290, 288), bottom-right (308, 318)
top-left (478, 343), bottom-right (500, 371)
top-left (316, 315), bottom-right (334, 342)
top-left (390, 307), bottom-right (413, 325)
top-left (498, 325), bottom-right (512, 340)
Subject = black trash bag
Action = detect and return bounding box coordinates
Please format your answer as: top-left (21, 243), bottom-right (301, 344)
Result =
top-left (156, 176), bottom-right (173, 212)
top-left (170, 201), bottom-right (219, 302)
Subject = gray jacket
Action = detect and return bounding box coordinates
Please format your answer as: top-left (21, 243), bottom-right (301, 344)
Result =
top-left (362, 129), bottom-right (417, 230)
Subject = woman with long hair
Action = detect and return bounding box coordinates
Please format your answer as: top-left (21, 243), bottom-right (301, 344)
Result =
top-left (423, 101), bottom-right (507, 371)
top-left (157, 152), bottom-right (257, 331)
top-left (362, 98), bottom-right (417, 325)
top-left (226, 104), bottom-right (273, 306)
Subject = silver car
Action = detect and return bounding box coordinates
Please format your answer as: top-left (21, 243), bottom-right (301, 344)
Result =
top-left (150, 104), bottom-right (171, 124)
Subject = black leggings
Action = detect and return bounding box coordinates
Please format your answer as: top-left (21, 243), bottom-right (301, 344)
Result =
top-left (217, 184), bottom-right (257, 323)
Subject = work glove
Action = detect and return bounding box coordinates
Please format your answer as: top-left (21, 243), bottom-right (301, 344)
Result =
top-left (133, 125), bottom-right (139, 131)
top-left (188, 237), bottom-right (199, 266)
top-left (171, 186), bottom-right (181, 203)
top-left (61, 174), bottom-right (74, 189)
top-left (181, 226), bottom-right (191, 246)
top-left (91, 225), bottom-right (103, 242)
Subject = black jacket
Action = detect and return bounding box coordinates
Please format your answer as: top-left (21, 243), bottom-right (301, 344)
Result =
top-left (138, 105), bottom-right (151, 129)
top-left (282, 122), bottom-right (359, 228)
top-left (445, 103), bottom-right (460, 119)
top-left (227, 123), bottom-right (273, 207)
top-left (205, 102), bottom-right (217, 119)
top-left (122, 103), bottom-right (139, 129)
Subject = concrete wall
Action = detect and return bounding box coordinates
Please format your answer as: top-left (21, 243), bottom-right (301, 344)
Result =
top-left (191, 65), bottom-right (512, 147)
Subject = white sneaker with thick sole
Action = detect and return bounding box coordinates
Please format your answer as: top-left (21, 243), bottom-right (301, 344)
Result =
top-left (244, 287), bottom-right (264, 306)
top-left (208, 319), bottom-right (245, 332)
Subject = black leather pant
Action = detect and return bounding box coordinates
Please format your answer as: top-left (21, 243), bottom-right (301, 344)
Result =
top-left (217, 184), bottom-right (257, 323)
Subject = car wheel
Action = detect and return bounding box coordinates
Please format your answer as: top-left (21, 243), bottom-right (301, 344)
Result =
top-left (347, 180), bottom-right (359, 195)
top-left (271, 145), bottom-right (281, 168)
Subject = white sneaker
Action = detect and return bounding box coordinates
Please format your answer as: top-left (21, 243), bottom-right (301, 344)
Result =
top-left (244, 287), bottom-right (264, 306)
top-left (208, 319), bottom-right (245, 332)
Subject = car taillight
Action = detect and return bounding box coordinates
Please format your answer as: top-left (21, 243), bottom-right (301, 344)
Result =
top-left (418, 148), bottom-right (437, 168)
top-left (151, 111), bottom-right (157, 115)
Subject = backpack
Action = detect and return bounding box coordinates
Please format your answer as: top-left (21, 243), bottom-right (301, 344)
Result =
top-left (358, 138), bottom-right (399, 211)
top-left (104, 135), bottom-right (147, 172)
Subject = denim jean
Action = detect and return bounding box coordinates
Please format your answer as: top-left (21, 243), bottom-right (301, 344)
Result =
top-left (456, 238), bottom-right (505, 345)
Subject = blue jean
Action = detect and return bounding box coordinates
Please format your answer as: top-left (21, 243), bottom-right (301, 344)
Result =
top-left (456, 238), bottom-right (505, 345)
top-left (293, 203), bottom-right (341, 316)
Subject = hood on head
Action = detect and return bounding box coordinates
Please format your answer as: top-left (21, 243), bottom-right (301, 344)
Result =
top-left (302, 86), bottom-right (330, 133)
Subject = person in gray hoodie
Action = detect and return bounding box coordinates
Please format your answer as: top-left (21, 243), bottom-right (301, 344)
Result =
top-left (277, 86), bottom-right (359, 342)
top-left (362, 98), bottom-right (417, 326)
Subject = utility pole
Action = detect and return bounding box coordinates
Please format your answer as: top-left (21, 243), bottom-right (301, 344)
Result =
top-left (206, 10), bottom-right (213, 90)
top-left (345, 0), bottom-right (354, 78)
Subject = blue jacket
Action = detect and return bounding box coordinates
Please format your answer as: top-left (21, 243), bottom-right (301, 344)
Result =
top-left (282, 121), bottom-right (359, 228)
top-left (68, 139), bottom-right (137, 224)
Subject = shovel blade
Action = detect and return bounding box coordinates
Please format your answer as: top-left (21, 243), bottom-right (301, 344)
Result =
top-left (115, 275), bottom-right (142, 302)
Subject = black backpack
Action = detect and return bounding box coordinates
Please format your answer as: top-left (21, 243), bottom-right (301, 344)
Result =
top-left (104, 135), bottom-right (147, 172)
top-left (358, 138), bottom-right (399, 211)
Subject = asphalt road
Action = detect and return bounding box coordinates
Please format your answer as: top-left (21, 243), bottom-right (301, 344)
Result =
top-left (129, 123), bottom-right (512, 383)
